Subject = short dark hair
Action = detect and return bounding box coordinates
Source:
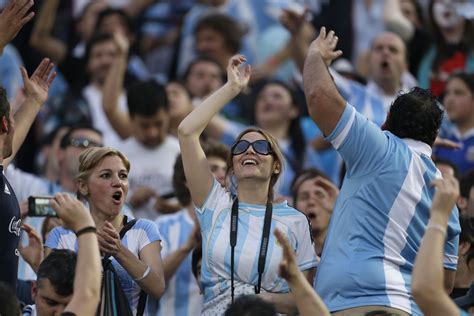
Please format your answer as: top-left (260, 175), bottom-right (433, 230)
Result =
top-left (460, 170), bottom-right (474, 199)
top-left (291, 168), bottom-right (330, 206)
top-left (0, 281), bottom-right (20, 316)
top-left (59, 124), bottom-right (102, 149)
top-left (0, 87), bottom-right (10, 125)
top-left (460, 215), bottom-right (474, 265)
top-left (95, 8), bottom-right (134, 34)
top-left (173, 141), bottom-right (229, 206)
top-left (447, 72), bottom-right (474, 95)
top-left (182, 56), bottom-right (223, 82)
top-left (224, 295), bottom-right (277, 316)
top-left (37, 249), bottom-right (77, 297)
top-left (126, 80), bottom-right (168, 117)
top-left (194, 13), bottom-right (243, 54)
top-left (84, 32), bottom-right (114, 66)
top-left (383, 87), bottom-right (443, 146)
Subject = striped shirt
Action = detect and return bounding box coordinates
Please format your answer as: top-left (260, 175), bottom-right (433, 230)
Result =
top-left (148, 209), bottom-right (203, 316)
top-left (45, 219), bottom-right (161, 315)
top-left (314, 103), bottom-right (461, 315)
top-left (197, 180), bottom-right (317, 314)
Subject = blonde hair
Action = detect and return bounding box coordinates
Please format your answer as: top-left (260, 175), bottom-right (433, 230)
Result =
top-left (76, 147), bottom-right (130, 196)
top-left (226, 127), bottom-right (284, 202)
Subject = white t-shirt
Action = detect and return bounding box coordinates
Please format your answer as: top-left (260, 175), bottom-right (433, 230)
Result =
top-left (82, 84), bottom-right (128, 149)
top-left (118, 136), bottom-right (181, 219)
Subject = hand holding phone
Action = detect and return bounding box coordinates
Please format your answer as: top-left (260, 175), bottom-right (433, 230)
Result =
top-left (28, 196), bottom-right (57, 217)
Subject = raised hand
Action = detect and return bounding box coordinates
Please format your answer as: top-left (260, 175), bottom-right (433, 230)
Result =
top-left (51, 193), bottom-right (95, 232)
top-left (113, 31), bottom-right (129, 57)
top-left (21, 58), bottom-right (57, 105)
top-left (18, 223), bottom-right (44, 273)
top-left (227, 54), bottom-right (251, 92)
top-left (275, 228), bottom-right (300, 282)
top-left (0, 0), bottom-right (35, 51)
top-left (313, 177), bottom-right (339, 212)
top-left (430, 175), bottom-right (460, 218)
top-left (308, 27), bottom-right (342, 67)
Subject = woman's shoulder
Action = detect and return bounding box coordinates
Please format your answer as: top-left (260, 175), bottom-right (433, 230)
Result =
top-left (273, 203), bottom-right (311, 224)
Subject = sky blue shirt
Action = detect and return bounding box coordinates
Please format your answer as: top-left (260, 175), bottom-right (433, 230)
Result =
top-left (315, 103), bottom-right (461, 315)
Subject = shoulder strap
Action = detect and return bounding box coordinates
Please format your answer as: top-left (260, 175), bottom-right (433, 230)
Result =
top-left (119, 215), bottom-right (137, 239)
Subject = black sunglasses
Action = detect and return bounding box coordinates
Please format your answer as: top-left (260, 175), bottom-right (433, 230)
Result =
top-left (69, 137), bottom-right (103, 148)
top-left (231, 140), bottom-right (273, 156)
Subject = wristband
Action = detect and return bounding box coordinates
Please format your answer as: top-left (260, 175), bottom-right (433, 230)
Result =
top-left (426, 223), bottom-right (447, 238)
top-left (134, 265), bottom-right (151, 281)
top-left (75, 226), bottom-right (97, 237)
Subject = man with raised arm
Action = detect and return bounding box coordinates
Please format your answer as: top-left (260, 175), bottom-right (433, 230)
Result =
top-left (0, 0), bottom-right (56, 292)
top-left (304, 27), bottom-right (460, 316)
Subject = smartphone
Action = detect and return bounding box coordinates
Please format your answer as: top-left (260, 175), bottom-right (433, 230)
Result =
top-left (28, 196), bottom-right (57, 217)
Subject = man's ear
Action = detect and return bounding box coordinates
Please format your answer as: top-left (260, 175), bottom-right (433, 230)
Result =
top-left (458, 197), bottom-right (467, 213)
top-left (31, 280), bottom-right (38, 300)
top-left (460, 241), bottom-right (471, 257)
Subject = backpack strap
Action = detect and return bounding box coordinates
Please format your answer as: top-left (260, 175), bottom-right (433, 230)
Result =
top-left (136, 290), bottom-right (147, 316)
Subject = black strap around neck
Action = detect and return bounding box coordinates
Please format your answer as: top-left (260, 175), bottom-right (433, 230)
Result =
top-left (229, 197), bottom-right (273, 303)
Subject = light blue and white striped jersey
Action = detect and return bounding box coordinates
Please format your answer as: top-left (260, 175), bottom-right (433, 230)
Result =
top-left (45, 219), bottom-right (161, 315)
top-left (147, 209), bottom-right (203, 316)
top-left (314, 103), bottom-right (461, 315)
top-left (197, 180), bottom-right (317, 314)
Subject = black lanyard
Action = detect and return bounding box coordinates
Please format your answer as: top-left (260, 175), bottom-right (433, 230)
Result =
top-left (229, 197), bottom-right (273, 303)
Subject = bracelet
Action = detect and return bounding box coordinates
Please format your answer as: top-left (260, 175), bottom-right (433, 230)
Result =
top-left (75, 226), bottom-right (97, 237)
top-left (426, 223), bottom-right (447, 238)
top-left (134, 265), bottom-right (151, 281)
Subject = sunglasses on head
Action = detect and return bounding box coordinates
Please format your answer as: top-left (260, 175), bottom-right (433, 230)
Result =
top-left (69, 137), bottom-right (103, 149)
top-left (231, 139), bottom-right (273, 156)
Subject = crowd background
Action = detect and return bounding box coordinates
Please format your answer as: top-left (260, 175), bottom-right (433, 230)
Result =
top-left (2, 0), bottom-right (474, 315)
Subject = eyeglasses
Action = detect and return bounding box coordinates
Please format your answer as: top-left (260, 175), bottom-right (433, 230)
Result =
top-left (231, 140), bottom-right (273, 156)
top-left (69, 138), bottom-right (103, 148)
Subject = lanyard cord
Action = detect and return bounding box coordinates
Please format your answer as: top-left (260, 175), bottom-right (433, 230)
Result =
top-left (229, 197), bottom-right (273, 303)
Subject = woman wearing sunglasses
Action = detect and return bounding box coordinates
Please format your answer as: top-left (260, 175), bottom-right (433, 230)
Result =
top-left (178, 55), bottom-right (317, 315)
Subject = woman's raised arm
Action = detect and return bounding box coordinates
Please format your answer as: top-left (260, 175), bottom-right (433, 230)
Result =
top-left (178, 55), bottom-right (251, 207)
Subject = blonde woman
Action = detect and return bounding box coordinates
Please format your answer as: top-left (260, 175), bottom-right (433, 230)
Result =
top-left (45, 147), bottom-right (165, 314)
top-left (178, 55), bottom-right (317, 315)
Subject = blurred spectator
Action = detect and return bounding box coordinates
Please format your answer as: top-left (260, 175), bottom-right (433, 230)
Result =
top-left (177, 0), bottom-right (284, 76)
top-left (452, 216), bottom-right (474, 299)
top-left (224, 295), bottom-right (277, 316)
top-left (291, 169), bottom-right (339, 256)
top-left (182, 56), bottom-right (223, 107)
top-left (417, 0), bottom-right (474, 97)
top-left (166, 81), bottom-right (193, 137)
top-left (459, 170), bottom-right (474, 216)
top-left (435, 73), bottom-right (474, 174)
top-left (100, 34), bottom-right (181, 218)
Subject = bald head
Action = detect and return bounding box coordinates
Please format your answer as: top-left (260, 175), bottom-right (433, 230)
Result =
top-left (369, 32), bottom-right (408, 92)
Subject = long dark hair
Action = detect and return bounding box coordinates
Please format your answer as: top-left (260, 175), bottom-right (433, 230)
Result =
top-left (253, 80), bottom-right (306, 175)
top-left (427, 0), bottom-right (474, 71)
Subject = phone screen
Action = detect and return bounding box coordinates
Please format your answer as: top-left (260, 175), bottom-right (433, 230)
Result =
top-left (28, 196), bottom-right (57, 217)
